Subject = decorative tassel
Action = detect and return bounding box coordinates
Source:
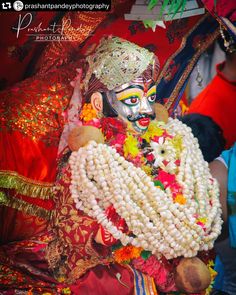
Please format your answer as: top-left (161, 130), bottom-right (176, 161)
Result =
top-left (0, 191), bottom-right (51, 219)
top-left (0, 171), bottom-right (53, 199)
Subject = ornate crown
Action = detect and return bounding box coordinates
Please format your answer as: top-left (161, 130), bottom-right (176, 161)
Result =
top-left (83, 36), bottom-right (158, 92)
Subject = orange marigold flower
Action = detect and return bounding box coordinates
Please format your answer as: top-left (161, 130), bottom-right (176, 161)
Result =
top-left (79, 103), bottom-right (97, 122)
top-left (174, 194), bottom-right (186, 205)
top-left (113, 245), bottom-right (142, 263)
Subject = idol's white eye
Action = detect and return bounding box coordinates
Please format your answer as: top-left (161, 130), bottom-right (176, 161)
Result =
top-left (122, 96), bottom-right (139, 106)
top-left (147, 95), bottom-right (156, 103)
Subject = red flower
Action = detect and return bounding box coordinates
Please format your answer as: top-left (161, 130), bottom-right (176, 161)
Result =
top-left (154, 170), bottom-right (176, 189)
top-left (162, 159), bottom-right (169, 166)
top-left (146, 153), bottom-right (155, 162)
top-left (170, 182), bottom-right (182, 197)
top-left (105, 205), bottom-right (128, 233)
top-left (152, 135), bottom-right (161, 142)
top-left (109, 133), bottom-right (126, 147)
top-left (100, 117), bottom-right (126, 140)
top-left (175, 159), bottom-right (180, 166)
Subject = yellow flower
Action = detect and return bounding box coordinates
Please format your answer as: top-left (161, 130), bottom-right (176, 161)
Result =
top-left (62, 288), bottom-right (71, 294)
top-left (204, 261), bottom-right (217, 295)
top-left (174, 194), bottom-right (186, 205)
top-left (141, 121), bottom-right (164, 143)
top-left (207, 259), bottom-right (214, 268)
top-left (79, 103), bottom-right (97, 122)
top-left (170, 135), bottom-right (183, 157)
top-left (197, 217), bottom-right (207, 224)
top-left (179, 100), bottom-right (189, 115)
top-left (142, 165), bottom-right (152, 176)
top-left (123, 134), bottom-right (140, 157)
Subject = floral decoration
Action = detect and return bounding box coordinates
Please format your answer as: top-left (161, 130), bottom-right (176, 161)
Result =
top-left (79, 103), bottom-right (97, 122)
top-left (69, 111), bottom-right (222, 293)
top-left (113, 245), bottom-right (143, 264)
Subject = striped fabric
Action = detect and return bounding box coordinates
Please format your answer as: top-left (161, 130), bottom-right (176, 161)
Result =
top-left (128, 266), bottom-right (159, 295)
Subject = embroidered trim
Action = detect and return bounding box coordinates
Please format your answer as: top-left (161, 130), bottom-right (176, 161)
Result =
top-left (0, 191), bottom-right (51, 219)
top-left (46, 238), bottom-right (65, 271)
top-left (67, 256), bottom-right (114, 283)
top-left (0, 171), bottom-right (53, 199)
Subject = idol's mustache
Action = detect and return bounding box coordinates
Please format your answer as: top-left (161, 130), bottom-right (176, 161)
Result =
top-left (127, 113), bottom-right (156, 122)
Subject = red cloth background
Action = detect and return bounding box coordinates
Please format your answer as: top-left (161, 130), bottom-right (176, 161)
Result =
top-left (0, 12), bottom-right (60, 90)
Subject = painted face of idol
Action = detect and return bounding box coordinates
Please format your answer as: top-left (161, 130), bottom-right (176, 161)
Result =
top-left (112, 78), bottom-right (156, 133)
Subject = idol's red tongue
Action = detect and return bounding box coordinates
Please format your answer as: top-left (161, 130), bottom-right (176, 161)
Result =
top-left (138, 117), bottom-right (150, 126)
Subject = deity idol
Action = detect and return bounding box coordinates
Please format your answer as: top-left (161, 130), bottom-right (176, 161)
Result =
top-left (0, 36), bottom-right (222, 295)
top-left (47, 36), bottom-right (222, 294)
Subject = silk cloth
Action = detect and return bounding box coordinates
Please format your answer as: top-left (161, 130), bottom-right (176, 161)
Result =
top-left (0, 231), bottom-right (135, 294)
top-left (0, 11), bottom-right (60, 90)
top-left (0, 62), bottom-right (77, 243)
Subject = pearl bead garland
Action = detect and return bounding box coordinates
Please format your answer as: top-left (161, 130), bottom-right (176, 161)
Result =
top-left (69, 118), bottom-right (223, 260)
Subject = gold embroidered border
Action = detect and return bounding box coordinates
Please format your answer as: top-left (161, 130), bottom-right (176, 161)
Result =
top-left (46, 235), bottom-right (115, 284)
top-left (0, 191), bottom-right (51, 220)
top-left (0, 170), bottom-right (54, 199)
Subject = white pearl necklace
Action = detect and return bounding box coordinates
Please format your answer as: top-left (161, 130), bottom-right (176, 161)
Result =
top-left (69, 118), bottom-right (223, 259)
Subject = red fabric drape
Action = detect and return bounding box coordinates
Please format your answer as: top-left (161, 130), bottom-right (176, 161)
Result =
top-left (0, 12), bottom-right (60, 90)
